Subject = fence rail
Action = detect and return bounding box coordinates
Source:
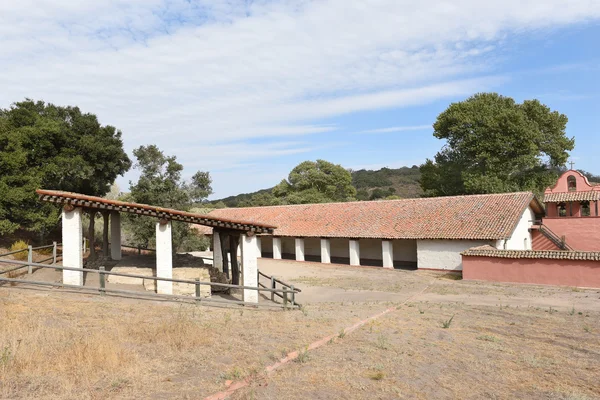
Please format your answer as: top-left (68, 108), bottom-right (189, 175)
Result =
top-left (0, 242), bottom-right (61, 276)
top-left (0, 258), bottom-right (300, 310)
top-left (257, 270), bottom-right (301, 308)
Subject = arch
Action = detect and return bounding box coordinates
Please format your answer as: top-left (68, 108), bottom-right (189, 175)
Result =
top-left (567, 175), bottom-right (577, 192)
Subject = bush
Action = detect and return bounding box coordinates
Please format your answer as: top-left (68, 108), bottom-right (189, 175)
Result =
top-left (178, 233), bottom-right (210, 252)
top-left (9, 240), bottom-right (29, 261)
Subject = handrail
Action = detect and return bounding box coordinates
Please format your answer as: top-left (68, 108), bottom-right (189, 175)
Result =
top-left (0, 259), bottom-right (300, 294)
top-left (0, 248), bottom-right (29, 257)
top-left (539, 224), bottom-right (573, 251)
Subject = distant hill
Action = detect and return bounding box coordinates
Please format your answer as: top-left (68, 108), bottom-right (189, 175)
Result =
top-left (211, 166), bottom-right (422, 207)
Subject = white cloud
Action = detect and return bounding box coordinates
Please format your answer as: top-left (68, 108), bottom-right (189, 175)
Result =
top-left (357, 125), bottom-right (432, 134)
top-left (1, 0), bottom-right (599, 196)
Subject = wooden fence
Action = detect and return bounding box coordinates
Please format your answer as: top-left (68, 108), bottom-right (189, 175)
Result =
top-left (258, 270), bottom-right (301, 308)
top-left (0, 242), bottom-right (61, 276)
top-left (0, 257), bottom-right (300, 310)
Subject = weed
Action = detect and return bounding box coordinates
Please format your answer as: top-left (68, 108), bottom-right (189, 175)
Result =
top-left (418, 306), bottom-right (425, 314)
top-left (300, 305), bottom-right (309, 316)
top-left (476, 335), bottom-right (499, 343)
top-left (441, 315), bottom-right (455, 329)
top-left (9, 240), bottom-right (29, 261)
top-left (0, 345), bottom-right (12, 366)
top-left (368, 371), bottom-right (385, 380)
top-left (375, 334), bottom-right (389, 350)
top-left (296, 347), bottom-right (310, 363)
top-left (224, 312), bottom-right (232, 324)
top-left (569, 306), bottom-right (576, 316)
top-left (583, 326), bottom-right (591, 333)
top-left (338, 328), bottom-right (346, 339)
top-left (221, 366), bottom-right (244, 381)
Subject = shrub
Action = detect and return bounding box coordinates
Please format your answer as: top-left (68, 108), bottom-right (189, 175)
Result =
top-left (9, 240), bottom-right (29, 261)
top-left (178, 233), bottom-right (210, 252)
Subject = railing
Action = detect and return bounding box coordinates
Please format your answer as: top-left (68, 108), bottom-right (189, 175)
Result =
top-left (0, 258), bottom-right (300, 310)
top-left (0, 242), bottom-right (61, 276)
top-left (539, 224), bottom-right (573, 251)
top-left (257, 270), bottom-right (301, 308)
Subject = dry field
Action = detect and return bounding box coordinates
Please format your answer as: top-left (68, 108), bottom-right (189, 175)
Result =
top-left (1, 257), bottom-right (600, 399)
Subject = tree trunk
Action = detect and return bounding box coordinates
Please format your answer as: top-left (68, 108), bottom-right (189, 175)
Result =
top-left (102, 212), bottom-right (109, 259)
top-left (88, 211), bottom-right (96, 262)
top-left (219, 231), bottom-right (230, 280)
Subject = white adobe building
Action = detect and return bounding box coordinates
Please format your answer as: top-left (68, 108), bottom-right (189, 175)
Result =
top-left (202, 192), bottom-right (545, 271)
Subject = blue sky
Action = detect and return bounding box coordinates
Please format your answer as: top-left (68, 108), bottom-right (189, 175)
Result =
top-left (1, 1), bottom-right (599, 198)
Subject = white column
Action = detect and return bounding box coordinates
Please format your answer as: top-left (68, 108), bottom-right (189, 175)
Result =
top-left (295, 238), bottom-right (305, 261)
top-left (62, 207), bottom-right (83, 286)
top-left (213, 232), bottom-right (223, 272)
top-left (349, 240), bottom-right (360, 266)
top-left (320, 238), bottom-right (331, 264)
top-left (110, 212), bottom-right (121, 261)
top-left (156, 220), bottom-right (173, 295)
top-left (256, 237), bottom-right (262, 258)
top-left (382, 240), bottom-right (394, 269)
top-left (241, 234), bottom-right (258, 304)
top-left (273, 237), bottom-right (282, 259)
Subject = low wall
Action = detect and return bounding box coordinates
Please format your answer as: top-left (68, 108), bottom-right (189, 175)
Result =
top-left (463, 255), bottom-right (600, 288)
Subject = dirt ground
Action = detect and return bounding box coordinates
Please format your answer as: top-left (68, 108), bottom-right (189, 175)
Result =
top-left (1, 257), bottom-right (599, 399)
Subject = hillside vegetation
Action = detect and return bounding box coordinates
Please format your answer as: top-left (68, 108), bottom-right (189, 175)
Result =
top-left (212, 166), bottom-right (422, 207)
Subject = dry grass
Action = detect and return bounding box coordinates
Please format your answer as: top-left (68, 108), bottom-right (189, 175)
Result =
top-left (0, 288), bottom-right (389, 399)
top-left (232, 302), bottom-right (600, 400)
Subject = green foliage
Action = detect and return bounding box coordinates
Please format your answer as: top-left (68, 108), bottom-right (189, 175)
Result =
top-left (124, 145), bottom-right (213, 252)
top-left (238, 191), bottom-right (284, 207)
top-left (0, 99), bottom-right (131, 235)
top-left (272, 160), bottom-right (356, 204)
top-left (420, 93), bottom-right (574, 196)
top-left (9, 240), bottom-right (29, 261)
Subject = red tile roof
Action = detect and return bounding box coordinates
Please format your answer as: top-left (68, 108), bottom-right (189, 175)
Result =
top-left (543, 191), bottom-right (600, 203)
top-left (462, 245), bottom-right (600, 261)
top-left (203, 192), bottom-right (541, 240)
top-left (37, 189), bottom-right (276, 233)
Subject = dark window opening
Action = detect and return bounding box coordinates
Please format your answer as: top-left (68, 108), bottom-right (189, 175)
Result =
top-left (567, 175), bottom-right (577, 192)
top-left (558, 202), bottom-right (567, 217)
top-left (581, 201), bottom-right (591, 217)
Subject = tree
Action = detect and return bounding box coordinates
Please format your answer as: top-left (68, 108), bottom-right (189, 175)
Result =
top-left (125, 145), bottom-right (212, 252)
top-left (273, 160), bottom-right (357, 204)
top-left (0, 99), bottom-right (131, 236)
top-left (238, 192), bottom-right (283, 207)
top-left (420, 93), bottom-right (574, 196)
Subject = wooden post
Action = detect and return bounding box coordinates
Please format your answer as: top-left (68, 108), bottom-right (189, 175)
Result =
top-left (88, 211), bottom-right (96, 262)
top-left (230, 235), bottom-right (240, 285)
top-left (271, 276), bottom-right (275, 302)
top-left (290, 284), bottom-right (295, 307)
top-left (27, 245), bottom-right (33, 274)
top-left (102, 212), bottom-right (109, 259)
top-left (52, 241), bottom-right (57, 264)
top-left (220, 232), bottom-right (230, 279)
top-left (195, 278), bottom-right (201, 304)
top-left (283, 289), bottom-right (288, 309)
top-left (99, 266), bottom-right (106, 296)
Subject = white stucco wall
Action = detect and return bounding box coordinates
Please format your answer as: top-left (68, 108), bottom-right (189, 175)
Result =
top-left (417, 239), bottom-right (495, 271)
top-left (503, 206), bottom-right (535, 250)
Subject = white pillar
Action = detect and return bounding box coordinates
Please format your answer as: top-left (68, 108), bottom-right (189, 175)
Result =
top-left (110, 212), bottom-right (121, 261)
top-left (213, 232), bottom-right (223, 272)
top-left (256, 237), bottom-right (262, 258)
top-left (273, 237), bottom-right (282, 259)
top-left (320, 238), bottom-right (331, 264)
top-left (241, 234), bottom-right (258, 304)
top-left (295, 238), bottom-right (305, 262)
top-left (62, 207), bottom-right (83, 286)
top-left (382, 240), bottom-right (394, 269)
top-left (156, 220), bottom-right (173, 295)
top-left (349, 240), bottom-right (360, 266)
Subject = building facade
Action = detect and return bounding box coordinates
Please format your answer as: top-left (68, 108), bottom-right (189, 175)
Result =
top-left (202, 192), bottom-right (544, 271)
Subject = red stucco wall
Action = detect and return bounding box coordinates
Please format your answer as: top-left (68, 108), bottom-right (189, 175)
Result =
top-left (462, 255), bottom-right (600, 288)
top-left (543, 217), bottom-right (600, 251)
top-left (531, 230), bottom-right (561, 250)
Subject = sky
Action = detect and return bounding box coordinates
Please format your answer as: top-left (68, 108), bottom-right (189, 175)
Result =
top-left (1, 1), bottom-right (599, 199)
